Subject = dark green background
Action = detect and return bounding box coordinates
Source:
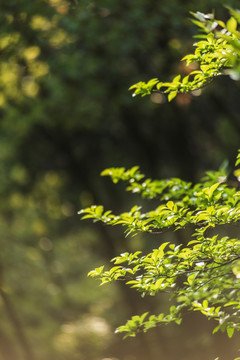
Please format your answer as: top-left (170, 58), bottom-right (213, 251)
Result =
top-left (0, 1), bottom-right (239, 359)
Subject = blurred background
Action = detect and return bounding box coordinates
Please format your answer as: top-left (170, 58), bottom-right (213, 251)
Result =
top-left (0, 0), bottom-right (240, 359)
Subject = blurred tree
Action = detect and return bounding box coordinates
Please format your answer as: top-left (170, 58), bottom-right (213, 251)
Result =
top-left (0, 0), bottom-right (240, 359)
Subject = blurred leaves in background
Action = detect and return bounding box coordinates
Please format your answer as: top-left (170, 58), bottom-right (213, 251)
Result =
top-left (0, 0), bottom-right (240, 359)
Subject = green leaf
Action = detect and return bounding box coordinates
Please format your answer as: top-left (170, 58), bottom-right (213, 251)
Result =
top-left (227, 326), bottom-right (234, 338)
top-left (172, 75), bottom-right (181, 83)
top-left (166, 201), bottom-right (174, 210)
top-left (147, 78), bottom-right (159, 88)
top-left (187, 273), bottom-right (196, 285)
top-left (235, 150), bottom-right (240, 166)
top-left (212, 325), bottom-right (221, 334)
top-left (226, 17), bottom-right (238, 33)
top-left (202, 300), bottom-right (208, 308)
top-left (168, 91), bottom-right (177, 102)
top-left (88, 265), bottom-right (104, 277)
top-left (217, 20), bottom-right (226, 28)
top-left (208, 182), bottom-right (221, 199)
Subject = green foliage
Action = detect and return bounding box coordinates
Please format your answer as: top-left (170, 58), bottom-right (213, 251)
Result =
top-left (130, 7), bottom-right (240, 100)
top-left (1, 1), bottom-right (240, 359)
top-left (81, 156), bottom-right (240, 354)
top-left (81, 10), bottom-right (240, 359)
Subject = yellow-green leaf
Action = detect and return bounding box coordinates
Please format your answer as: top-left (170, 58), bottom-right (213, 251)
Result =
top-left (168, 91), bottom-right (177, 102)
top-left (226, 17), bottom-right (238, 33)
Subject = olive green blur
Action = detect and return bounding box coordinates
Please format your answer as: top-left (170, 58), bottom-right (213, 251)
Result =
top-left (0, 1), bottom-right (239, 360)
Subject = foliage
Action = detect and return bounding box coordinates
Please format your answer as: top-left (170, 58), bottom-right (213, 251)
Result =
top-left (81, 7), bottom-right (240, 360)
top-left (81, 158), bottom-right (240, 341)
top-left (0, 1), bottom-right (240, 359)
top-left (129, 7), bottom-right (240, 101)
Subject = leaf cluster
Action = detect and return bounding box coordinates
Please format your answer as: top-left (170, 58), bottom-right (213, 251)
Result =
top-left (129, 7), bottom-right (240, 101)
top-left (80, 152), bottom-right (240, 345)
